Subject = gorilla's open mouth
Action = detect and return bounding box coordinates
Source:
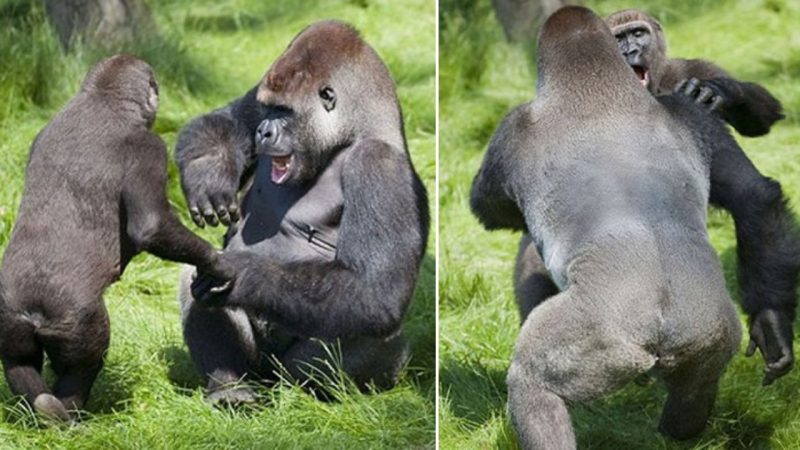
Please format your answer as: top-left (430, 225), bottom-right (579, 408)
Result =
top-left (631, 65), bottom-right (650, 88)
top-left (271, 154), bottom-right (293, 184)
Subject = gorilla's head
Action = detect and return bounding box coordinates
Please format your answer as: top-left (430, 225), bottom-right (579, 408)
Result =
top-left (81, 54), bottom-right (159, 128)
top-left (255, 20), bottom-right (402, 186)
top-left (606, 9), bottom-right (668, 93)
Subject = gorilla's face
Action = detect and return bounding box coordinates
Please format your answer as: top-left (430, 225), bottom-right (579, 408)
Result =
top-left (255, 78), bottom-right (350, 186)
top-left (613, 24), bottom-right (654, 88)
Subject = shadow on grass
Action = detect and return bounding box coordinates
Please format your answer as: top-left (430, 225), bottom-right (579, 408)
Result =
top-left (440, 356), bottom-right (507, 425)
top-left (83, 365), bottom-right (136, 415)
top-left (160, 345), bottom-right (204, 392)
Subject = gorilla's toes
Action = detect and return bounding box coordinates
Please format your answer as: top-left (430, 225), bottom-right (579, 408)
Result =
top-left (33, 393), bottom-right (72, 425)
top-left (207, 385), bottom-right (257, 407)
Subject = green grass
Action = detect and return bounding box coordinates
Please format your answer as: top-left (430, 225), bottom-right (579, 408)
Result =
top-left (439, 0), bottom-right (800, 448)
top-left (0, 0), bottom-right (435, 448)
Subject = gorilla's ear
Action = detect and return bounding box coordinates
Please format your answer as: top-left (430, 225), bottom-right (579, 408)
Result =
top-left (319, 86), bottom-right (336, 112)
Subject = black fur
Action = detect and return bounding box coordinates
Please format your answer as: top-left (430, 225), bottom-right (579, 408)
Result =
top-left (175, 21), bottom-right (429, 402)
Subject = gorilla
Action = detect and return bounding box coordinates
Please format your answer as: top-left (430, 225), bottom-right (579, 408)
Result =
top-left (175, 21), bottom-right (429, 403)
top-left (471, 6), bottom-right (747, 446)
top-left (607, 9), bottom-right (784, 137)
top-left (0, 55), bottom-right (235, 422)
top-left (513, 8), bottom-right (800, 386)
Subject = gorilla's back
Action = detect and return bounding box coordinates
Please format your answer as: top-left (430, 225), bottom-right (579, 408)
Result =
top-left (522, 105), bottom-right (711, 292)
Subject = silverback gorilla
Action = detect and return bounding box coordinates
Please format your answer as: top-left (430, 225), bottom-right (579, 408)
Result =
top-left (471, 6), bottom-right (747, 447)
top-left (514, 8), bottom-right (799, 386)
top-left (175, 21), bottom-right (429, 403)
top-left (0, 55), bottom-right (235, 422)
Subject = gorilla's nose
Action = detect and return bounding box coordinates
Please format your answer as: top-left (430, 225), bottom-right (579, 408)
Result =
top-left (256, 119), bottom-right (280, 147)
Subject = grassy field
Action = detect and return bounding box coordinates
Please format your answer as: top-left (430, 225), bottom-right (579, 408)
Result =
top-left (0, 0), bottom-right (435, 448)
top-left (439, 0), bottom-right (800, 449)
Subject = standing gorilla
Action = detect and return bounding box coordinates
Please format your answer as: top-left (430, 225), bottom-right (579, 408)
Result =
top-left (0, 55), bottom-right (234, 422)
top-left (175, 21), bottom-right (429, 403)
top-left (471, 6), bottom-right (745, 446)
top-left (513, 8), bottom-right (800, 386)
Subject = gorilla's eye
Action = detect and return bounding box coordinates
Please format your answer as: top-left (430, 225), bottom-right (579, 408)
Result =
top-left (149, 79), bottom-right (159, 96)
top-left (319, 86), bottom-right (336, 112)
top-left (633, 29), bottom-right (646, 38)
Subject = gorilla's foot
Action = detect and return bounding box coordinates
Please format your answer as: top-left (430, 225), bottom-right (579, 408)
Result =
top-left (207, 385), bottom-right (257, 407)
top-left (33, 393), bottom-right (72, 424)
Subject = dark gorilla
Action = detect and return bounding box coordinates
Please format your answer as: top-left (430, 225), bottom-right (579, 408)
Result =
top-left (0, 55), bottom-right (235, 422)
top-left (607, 9), bottom-right (784, 137)
top-left (175, 21), bottom-right (429, 403)
top-left (513, 8), bottom-right (800, 386)
top-left (471, 6), bottom-right (747, 446)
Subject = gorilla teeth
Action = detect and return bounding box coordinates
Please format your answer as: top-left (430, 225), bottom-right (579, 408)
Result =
top-left (271, 155), bottom-right (292, 184)
top-left (632, 65), bottom-right (650, 87)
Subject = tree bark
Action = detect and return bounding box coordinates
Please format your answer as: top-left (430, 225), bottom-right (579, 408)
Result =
top-left (491, 0), bottom-right (580, 43)
top-left (43, 0), bottom-right (152, 50)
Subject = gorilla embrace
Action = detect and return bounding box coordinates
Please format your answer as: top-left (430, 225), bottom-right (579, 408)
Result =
top-left (176, 21), bottom-right (429, 403)
top-left (471, 6), bottom-right (762, 447)
top-left (514, 8), bottom-right (799, 386)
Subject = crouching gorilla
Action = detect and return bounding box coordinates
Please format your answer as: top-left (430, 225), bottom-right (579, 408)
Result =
top-left (471, 7), bottom-right (747, 446)
top-left (175, 21), bottom-right (429, 403)
top-left (514, 8), bottom-right (800, 386)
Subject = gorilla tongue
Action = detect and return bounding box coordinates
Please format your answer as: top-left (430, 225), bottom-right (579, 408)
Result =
top-left (632, 65), bottom-right (649, 87)
top-left (271, 155), bottom-right (291, 184)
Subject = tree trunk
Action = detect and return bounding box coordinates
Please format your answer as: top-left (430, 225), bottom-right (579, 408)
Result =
top-left (43, 0), bottom-right (152, 50)
top-left (491, 0), bottom-right (580, 43)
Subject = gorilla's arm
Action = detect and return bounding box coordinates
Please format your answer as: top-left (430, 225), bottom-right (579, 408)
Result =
top-left (122, 133), bottom-right (233, 280)
top-left (663, 59), bottom-right (784, 137)
top-left (470, 108), bottom-right (527, 231)
top-left (175, 87), bottom-right (262, 227)
top-left (195, 139), bottom-right (428, 339)
top-left (708, 141), bottom-right (800, 384)
top-left (662, 94), bottom-right (800, 384)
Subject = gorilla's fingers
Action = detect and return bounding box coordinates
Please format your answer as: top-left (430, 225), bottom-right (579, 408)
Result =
top-left (211, 194), bottom-right (232, 226)
top-left (764, 353), bottom-right (793, 386)
top-left (746, 338), bottom-right (758, 357)
top-left (708, 95), bottom-right (723, 111)
top-left (747, 321), bottom-right (767, 359)
top-left (216, 208), bottom-right (231, 226)
top-left (189, 206), bottom-right (205, 228)
top-left (200, 201), bottom-right (219, 227)
top-left (228, 203), bottom-right (240, 223)
top-left (673, 79), bottom-right (688, 94)
top-left (695, 86), bottom-right (714, 105)
top-left (209, 279), bottom-right (234, 294)
top-left (683, 78), bottom-right (700, 96)
top-left (191, 274), bottom-right (215, 302)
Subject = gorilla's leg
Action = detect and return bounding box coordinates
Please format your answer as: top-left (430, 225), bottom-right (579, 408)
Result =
top-left (514, 234), bottom-right (559, 323)
top-left (508, 288), bottom-right (657, 449)
top-left (180, 270), bottom-right (258, 404)
top-left (278, 332), bottom-right (409, 392)
top-left (43, 302), bottom-right (110, 413)
top-left (658, 368), bottom-right (721, 440)
top-left (1, 313), bottom-right (70, 422)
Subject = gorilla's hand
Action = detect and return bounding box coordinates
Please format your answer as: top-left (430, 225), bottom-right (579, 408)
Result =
top-left (182, 159), bottom-right (241, 228)
top-left (674, 78), bottom-right (724, 112)
top-left (746, 308), bottom-right (795, 386)
top-left (192, 251), bottom-right (259, 307)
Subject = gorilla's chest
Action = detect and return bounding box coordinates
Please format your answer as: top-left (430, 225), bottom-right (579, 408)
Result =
top-left (226, 155), bottom-right (344, 263)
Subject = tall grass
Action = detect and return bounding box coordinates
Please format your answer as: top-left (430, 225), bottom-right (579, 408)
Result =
top-left (0, 0), bottom-right (435, 448)
top-left (439, 0), bottom-right (800, 448)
